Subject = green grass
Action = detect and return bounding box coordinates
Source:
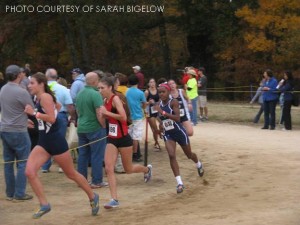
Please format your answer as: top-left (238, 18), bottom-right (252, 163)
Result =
top-left (208, 101), bottom-right (300, 129)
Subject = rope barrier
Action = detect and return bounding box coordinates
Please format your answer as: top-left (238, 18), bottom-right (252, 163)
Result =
top-left (0, 136), bottom-right (108, 165)
top-left (207, 86), bottom-right (254, 90)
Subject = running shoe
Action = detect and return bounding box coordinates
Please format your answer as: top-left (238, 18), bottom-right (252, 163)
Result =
top-left (33, 204), bottom-right (51, 219)
top-left (197, 164), bottom-right (204, 177)
top-left (6, 196), bottom-right (13, 201)
top-left (176, 184), bottom-right (185, 194)
top-left (90, 193), bottom-right (100, 216)
top-left (104, 199), bottom-right (119, 209)
top-left (14, 194), bottom-right (33, 201)
top-left (90, 182), bottom-right (109, 189)
top-left (144, 164), bottom-right (152, 183)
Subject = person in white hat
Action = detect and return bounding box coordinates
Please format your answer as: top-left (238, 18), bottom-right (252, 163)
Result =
top-left (186, 69), bottom-right (199, 126)
top-left (132, 65), bottom-right (144, 89)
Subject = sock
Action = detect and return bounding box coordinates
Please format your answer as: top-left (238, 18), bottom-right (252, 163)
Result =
top-left (196, 161), bottom-right (202, 168)
top-left (175, 176), bottom-right (183, 185)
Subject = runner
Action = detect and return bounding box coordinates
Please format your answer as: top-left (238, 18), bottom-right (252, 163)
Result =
top-left (154, 83), bottom-right (204, 194)
top-left (24, 73), bottom-right (99, 219)
top-left (98, 76), bottom-right (152, 209)
top-left (168, 79), bottom-right (193, 136)
top-left (144, 78), bottom-right (161, 150)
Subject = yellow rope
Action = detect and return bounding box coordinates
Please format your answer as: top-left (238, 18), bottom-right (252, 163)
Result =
top-left (0, 136), bottom-right (108, 165)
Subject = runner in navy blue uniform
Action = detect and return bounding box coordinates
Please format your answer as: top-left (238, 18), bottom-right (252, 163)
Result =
top-left (144, 78), bottom-right (161, 150)
top-left (154, 83), bottom-right (204, 194)
top-left (24, 73), bottom-right (99, 219)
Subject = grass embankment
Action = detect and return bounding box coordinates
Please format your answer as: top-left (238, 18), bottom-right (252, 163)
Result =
top-left (208, 101), bottom-right (300, 129)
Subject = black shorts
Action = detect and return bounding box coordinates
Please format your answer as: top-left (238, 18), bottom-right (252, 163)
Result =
top-left (108, 134), bottom-right (133, 148)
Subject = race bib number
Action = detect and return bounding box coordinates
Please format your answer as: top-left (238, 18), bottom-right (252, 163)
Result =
top-left (37, 119), bottom-right (45, 131)
top-left (150, 106), bottom-right (158, 114)
top-left (162, 119), bottom-right (174, 131)
top-left (109, 124), bottom-right (118, 137)
top-left (180, 109), bottom-right (185, 117)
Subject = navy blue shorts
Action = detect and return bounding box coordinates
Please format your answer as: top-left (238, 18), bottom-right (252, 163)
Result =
top-left (163, 129), bottom-right (189, 146)
top-left (38, 133), bottom-right (69, 156)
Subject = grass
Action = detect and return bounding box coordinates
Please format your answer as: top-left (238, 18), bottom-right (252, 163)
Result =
top-left (208, 101), bottom-right (300, 129)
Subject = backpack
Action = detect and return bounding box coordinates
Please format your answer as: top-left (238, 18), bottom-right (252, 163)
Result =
top-left (114, 91), bottom-right (132, 126)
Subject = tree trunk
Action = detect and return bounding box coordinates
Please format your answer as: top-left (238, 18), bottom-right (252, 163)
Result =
top-left (60, 14), bottom-right (79, 67)
top-left (158, 12), bottom-right (172, 78)
top-left (79, 25), bottom-right (90, 71)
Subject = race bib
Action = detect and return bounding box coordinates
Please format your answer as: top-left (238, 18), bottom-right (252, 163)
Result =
top-left (109, 123), bottom-right (118, 137)
top-left (162, 119), bottom-right (174, 131)
top-left (151, 106), bottom-right (158, 114)
top-left (37, 119), bottom-right (45, 131)
top-left (180, 109), bottom-right (185, 117)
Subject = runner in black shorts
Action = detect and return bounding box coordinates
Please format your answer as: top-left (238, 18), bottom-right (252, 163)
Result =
top-left (98, 76), bottom-right (152, 209)
top-left (144, 78), bottom-right (161, 150)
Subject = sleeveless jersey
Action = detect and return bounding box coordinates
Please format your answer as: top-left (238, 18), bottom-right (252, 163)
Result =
top-left (147, 88), bottom-right (160, 117)
top-left (35, 102), bottom-right (59, 135)
top-left (35, 100), bottom-right (69, 155)
top-left (105, 95), bottom-right (129, 138)
top-left (159, 99), bottom-right (184, 134)
top-left (170, 89), bottom-right (190, 122)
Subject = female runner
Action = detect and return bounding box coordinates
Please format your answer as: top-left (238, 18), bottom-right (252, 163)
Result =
top-left (168, 79), bottom-right (193, 136)
top-left (98, 76), bottom-right (152, 209)
top-left (154, 83), bottom-right (204, 194)
top-left (24, 73), bottom-right (99, 218)
top-left (144, 78), bottom-right (161, 150)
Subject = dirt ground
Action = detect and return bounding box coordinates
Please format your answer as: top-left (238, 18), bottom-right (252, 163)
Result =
top-left (0, 122), bottom-right (299, 225)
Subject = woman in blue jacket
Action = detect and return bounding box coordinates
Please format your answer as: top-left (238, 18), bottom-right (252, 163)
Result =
top-left (262, 69), bottom-right (278, 130)
top-left (277, 71), bottom-right (294, 130)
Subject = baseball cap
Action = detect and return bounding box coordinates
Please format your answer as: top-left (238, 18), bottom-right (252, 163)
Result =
top-left (5, 65), bottom-right (21, 75)
top-left (71, 68), bottom-right (82, 74)
top-left (132, 65), bottom-right (141, 71)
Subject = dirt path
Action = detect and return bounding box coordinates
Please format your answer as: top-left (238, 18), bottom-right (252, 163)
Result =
top-left (0, 122), bottom-right (299, 225)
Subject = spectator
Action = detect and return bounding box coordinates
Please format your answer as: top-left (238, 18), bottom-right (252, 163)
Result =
top-left (197, 67), bottom-right (208, 121)
top-left (19, 68), bottom-right (31, 91)
top-left (24, 73), bottom-right (99, 218)
top-left (115, 72), bottom-right (128, 95)
top-left (70, 68), bottom-right (85, 104)
top-left (98, 76), bottom-right (152, 209)
top-left (132, 65), bottom-right (144, 89)
top-left (186, 70), bottom-right (199, 126)
top-left (126, 74), bottom-right (147, 162)
top-left (0, 71), bottom-right (6, 90)
top-left (277, 71), bottom-right (294, 130)
top-left (57, 76), bottom-right (68, 88)
top-left (250, 78), bottom-right (265, 123)
top-left (41, 68), bottom-right (76, 173)
top-left (0, 65), bottom-right (34, 201)
top-left (144, 78), bottom-right (161, 150)
top-left (76, 72), bottom-right (107, 188)
top-left (261, 69), bottom-right (278, 130)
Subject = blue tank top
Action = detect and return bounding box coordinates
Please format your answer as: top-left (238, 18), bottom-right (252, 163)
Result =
top-left (35, 102), bottom-right (60, 135)
top-left (159, 99), bottom-right (184, 133)
top-left (170, 89), bottom-right (189, 122)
